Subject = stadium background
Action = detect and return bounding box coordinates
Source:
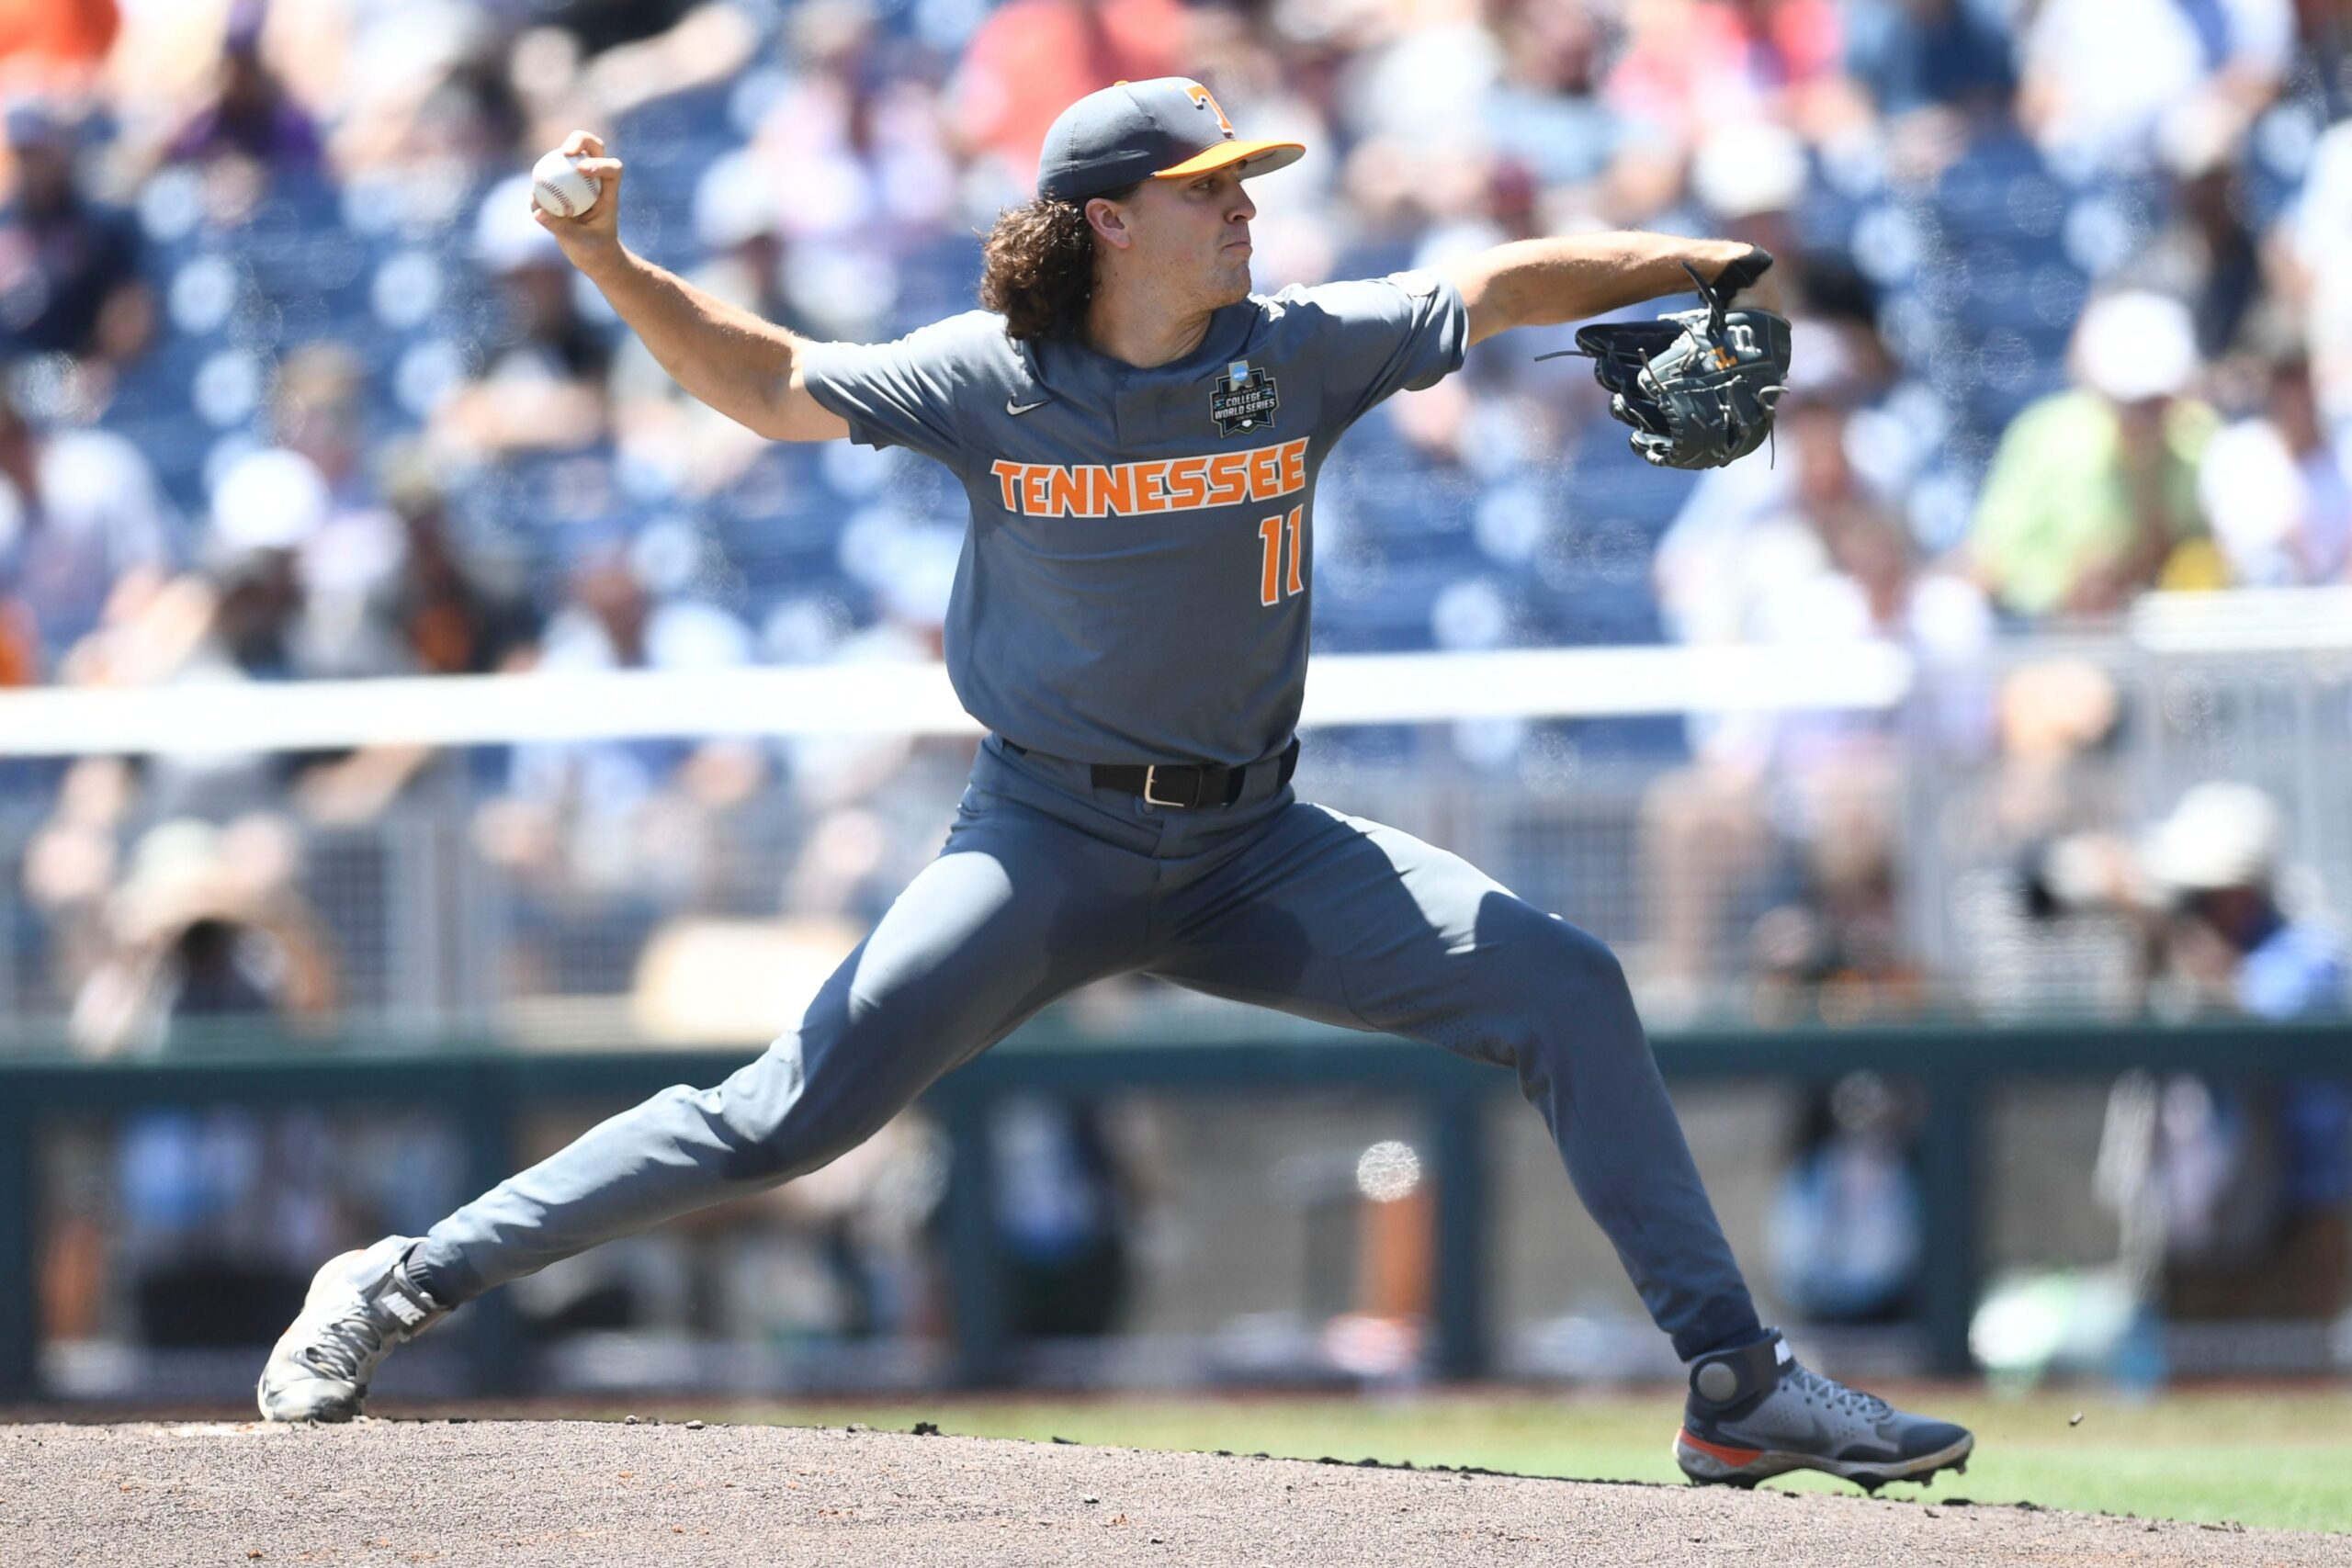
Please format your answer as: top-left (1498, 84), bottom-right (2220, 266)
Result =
top-left (2, 0), bottom-right (2350, 1455)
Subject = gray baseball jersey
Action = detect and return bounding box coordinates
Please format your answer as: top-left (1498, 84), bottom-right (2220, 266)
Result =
top-left (797, 272), bottom-right (1469, 765)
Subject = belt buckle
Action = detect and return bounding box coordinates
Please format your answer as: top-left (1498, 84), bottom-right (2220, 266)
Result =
top-left (1143, 764), bottom-right (1193, 809)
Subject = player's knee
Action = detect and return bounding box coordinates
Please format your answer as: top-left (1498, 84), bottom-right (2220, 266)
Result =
top-left (711, 1025), bottom-right (924, 1185)
top-left (702, 1032), bottom-right (820, 1182)
top-left (1487, 900), bottom-right (1632, 1010)
top-left (1548, 919), bottom-right (1634, 1012)
top-left (1502, 912), bottom-right (1643, 1066)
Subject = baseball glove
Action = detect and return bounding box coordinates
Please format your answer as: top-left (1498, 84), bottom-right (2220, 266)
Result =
top-left (1542, 247), bottom-right (1792, 470)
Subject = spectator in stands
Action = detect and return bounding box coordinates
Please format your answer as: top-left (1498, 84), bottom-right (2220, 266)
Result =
top-left (3, 0), bottom-right (2349, 1052)
top-left (1604, 0), bottom-right (1850, 155)
top-left (1687, 118), bottom-right (1810, 291)
top-left (17, 754), bottom-right (130, 1006)
top-left (1842, 0), bottom-right (2016, 124)
top-left (69, 814), bottom-right (338, 1056)
top-left (0, 99), bottom-right (151, 370)
top-left (0, 0), bottom-right (113, 99)
top-left (313, 6), bottom-right (517, 196)
top-left (105, 1100), bottom-right (346, 1348)
top-left (509, 0), bottom-right (763, 133)
top-left (203, 450), bottom-right (324, 683)
top-left (2084, 784), bottom-right (2351, 1326)
top-left (54, 508), bottom-right (326, 821)
top-left (989, 1094), bottom-right (1139, 1338)
top-left (0, 560), bottom-right (32, 683)
top-left (691, 154), bottom-right (801, 335)
top-left (1968, 290), bottom-right (2221, 621)
top-left (161, 4), bottom-right (321, 178)
top-left (56, 805), bottom-right (345, 1356)
top-left (373, 450), bottom-right (538, 679)
top-left (2277, 117), bottom-right (2352, 450)
top-left (1337, 0), bottom-right (1503, 150)
top-left (278, 453), bottom-right (541, 828)
top-left (1768, 1072), bottom-right (1925, 1324)
top-left (435, 176), bottom-right (612, 456)
top-left (2142, 785), bottom-right (2346, 1021)
top-left (2148, 130), bottom-right (2265, 359)
top-left (2017, 0), bottom-right (2292, 176)
top-left (0, 379), bottom-right (175, 665)
top-left (271, 345), bottom-right (370, 503)
top-left (1483, 3), bottom-right (1623, 198)
top-left (1742, 776), bottom-right (1928, 1026)
top-left (209, 344), bottom-right (414, 682)
top-left (476, 546), bottom-right (759, 988)
top-left (714, 9), bottom-right (962, 339)
top-left (1644, 395), bottom-right (1982, 1014)
top-left (2307, 5), bottom-right (2352, 118)
top-left (0, 0), bottom-right (117, 98)
top-left (2198, 346), bottom-right (2352, 585)
top-left (949, 0), bottom-right (1190, 185)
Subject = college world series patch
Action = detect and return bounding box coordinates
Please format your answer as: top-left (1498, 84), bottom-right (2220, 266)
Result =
top-left (1211, 358), bottom-right (1279, 435)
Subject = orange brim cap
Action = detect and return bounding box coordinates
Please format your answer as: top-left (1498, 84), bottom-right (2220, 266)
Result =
top-left (1153, 140), bottom-right (1306, 181)
top-left (1038, 79), bottom-right (1306, 201)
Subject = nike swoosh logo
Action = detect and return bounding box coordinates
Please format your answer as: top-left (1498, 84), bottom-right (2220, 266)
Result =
top-left (1007, 397), bottom-right (1051, 416)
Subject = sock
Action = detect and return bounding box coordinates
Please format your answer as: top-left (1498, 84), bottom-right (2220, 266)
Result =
top-left (397, 1241), bottom-right (459, 1311)
top-left (1687, 1321), bottom-right (1775, 1362)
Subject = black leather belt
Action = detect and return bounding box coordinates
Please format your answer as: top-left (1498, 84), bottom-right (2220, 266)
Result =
top-left (1003, 737), bottom-right (1301, 808)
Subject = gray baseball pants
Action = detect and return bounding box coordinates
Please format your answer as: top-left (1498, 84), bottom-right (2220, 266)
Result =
top-left (408, 736), bottom-right (1761, 1360)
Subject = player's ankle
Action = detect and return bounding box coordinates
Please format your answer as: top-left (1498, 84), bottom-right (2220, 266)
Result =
top-left (1679, 1317), bottom-right (1773, 1364)
top-left (397, 1243), bottom-right (463, 1311)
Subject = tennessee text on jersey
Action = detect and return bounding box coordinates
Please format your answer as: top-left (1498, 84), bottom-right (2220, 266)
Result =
top-left (989, 437), bottom-right (1307, 517)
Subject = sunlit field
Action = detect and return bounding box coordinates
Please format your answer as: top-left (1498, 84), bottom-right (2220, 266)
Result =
top-left (450, 1386), bottom-right (2352, 1535)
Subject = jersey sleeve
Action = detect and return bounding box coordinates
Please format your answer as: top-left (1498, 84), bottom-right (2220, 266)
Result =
top-left (796, 311), bottom-right (1006, 467)
top-left (1275, 269), bottom-right (1470, 431)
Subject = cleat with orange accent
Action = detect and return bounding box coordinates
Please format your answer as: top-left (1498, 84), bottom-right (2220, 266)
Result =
top-left (1673, 1329), bottom-right (1973, 1492)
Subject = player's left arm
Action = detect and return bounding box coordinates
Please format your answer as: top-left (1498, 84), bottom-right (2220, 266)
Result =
top-left (1445, 232), bottom-right (1785, 347)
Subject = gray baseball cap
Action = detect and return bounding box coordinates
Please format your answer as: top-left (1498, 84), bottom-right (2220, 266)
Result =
top-left (1036, 77), bottom-right (1304, 203)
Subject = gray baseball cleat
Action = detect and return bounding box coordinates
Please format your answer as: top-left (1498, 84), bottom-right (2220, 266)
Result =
top-left (257, 1235), bottom-right (450, 1422)
top-left (1674, 1329), bottom-right (1973, 1492)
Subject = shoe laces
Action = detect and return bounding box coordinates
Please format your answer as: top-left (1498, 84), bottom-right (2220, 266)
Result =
top-left (1784, 1361), bottom-right (1892, 1422)
top-left (302, 1307), bottom-right (390, 1382)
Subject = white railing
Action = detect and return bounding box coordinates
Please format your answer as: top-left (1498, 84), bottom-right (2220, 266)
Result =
top-left (0, 643), bottom-right (1916, 757)
top-left (1, 588), bottom-right (2346, 1032)
top-left (8, 586), bottom-right (2341, 759)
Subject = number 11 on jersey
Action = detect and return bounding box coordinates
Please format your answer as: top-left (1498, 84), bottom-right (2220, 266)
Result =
top-left (1257, 505), bottom-right (1306, 606)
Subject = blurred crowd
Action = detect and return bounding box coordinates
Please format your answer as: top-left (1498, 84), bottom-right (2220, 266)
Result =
top-left (9, 0), bottom-right (2352, 1375)
top-left (0, 0), bottom-right (2349, 1048)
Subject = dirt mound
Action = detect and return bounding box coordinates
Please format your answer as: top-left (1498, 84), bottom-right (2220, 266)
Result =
top-left (0, 1419), bottom-right (2324, 1566)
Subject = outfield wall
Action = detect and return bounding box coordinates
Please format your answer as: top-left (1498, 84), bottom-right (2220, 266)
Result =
top-left (6, 1018), bottom-right (2348, 1404)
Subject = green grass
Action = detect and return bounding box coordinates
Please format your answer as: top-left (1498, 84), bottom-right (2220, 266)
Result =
top-left (615, 1388), bottom-right (2352, 1535)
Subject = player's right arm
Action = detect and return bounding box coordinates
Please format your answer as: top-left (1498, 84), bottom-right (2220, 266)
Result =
top-left (534, 130), bottom-right (848, 444)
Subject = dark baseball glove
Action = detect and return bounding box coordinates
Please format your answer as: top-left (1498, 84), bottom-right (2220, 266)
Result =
top-left (1542, 247), bottom-right (1792, 470)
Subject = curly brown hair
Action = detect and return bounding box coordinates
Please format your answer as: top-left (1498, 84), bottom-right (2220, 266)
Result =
top-left (978, 183), bottom-right (1140, 343)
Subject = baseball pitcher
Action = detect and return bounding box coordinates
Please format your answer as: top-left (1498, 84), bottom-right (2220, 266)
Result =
top-left (259, 78), bottom-right (1971, 1492)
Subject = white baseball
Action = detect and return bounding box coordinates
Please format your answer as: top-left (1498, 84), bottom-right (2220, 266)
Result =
top-left (530, 149), bottom-right (601, 219)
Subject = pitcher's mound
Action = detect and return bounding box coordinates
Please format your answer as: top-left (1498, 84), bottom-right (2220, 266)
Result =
top-left (1, 1418), bottom-right (2323, 1566)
